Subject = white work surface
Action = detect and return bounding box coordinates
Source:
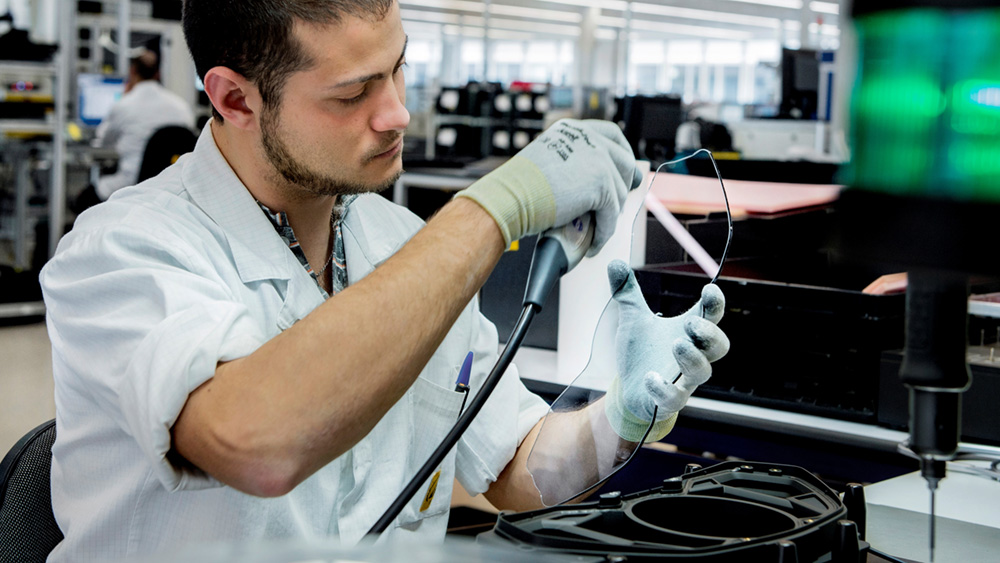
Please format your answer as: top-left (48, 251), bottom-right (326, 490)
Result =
top-left (864, 465), bottom-right (1000, 563)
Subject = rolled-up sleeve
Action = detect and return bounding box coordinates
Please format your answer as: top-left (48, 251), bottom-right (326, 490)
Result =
top-left (454, 305), bottom-right (549, 495)
top-left (42, 220), bottom-right (268, 491)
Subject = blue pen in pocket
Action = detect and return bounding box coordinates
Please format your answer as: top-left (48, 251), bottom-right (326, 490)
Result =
top-left (454, 351), bottom-right (473, 419)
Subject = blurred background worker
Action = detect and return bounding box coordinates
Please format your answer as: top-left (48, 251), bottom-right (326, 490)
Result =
top-left (92, 48), bottom-right (195, 201)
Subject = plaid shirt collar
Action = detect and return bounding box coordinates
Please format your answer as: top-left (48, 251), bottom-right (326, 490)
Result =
top-left (256, 194), bottom-right (359, 297)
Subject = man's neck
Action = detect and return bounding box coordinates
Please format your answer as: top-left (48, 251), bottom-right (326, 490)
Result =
top-left (211, 120), bottom-right (337, 269)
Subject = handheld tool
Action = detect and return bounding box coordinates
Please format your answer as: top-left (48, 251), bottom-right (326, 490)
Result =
top-left (523, 213), bottom-right (593, 308)
top-left (899, 270), bottom-right (971, 563)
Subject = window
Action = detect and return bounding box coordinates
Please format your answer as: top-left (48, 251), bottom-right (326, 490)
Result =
top-left (462, 40), bottom-right (485, 82)
top-left (722, 66), bottom-right (740, 103)
top-left (635, 65), bottom-right (658, 94)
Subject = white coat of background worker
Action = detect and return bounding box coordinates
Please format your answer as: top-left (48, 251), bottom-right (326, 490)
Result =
top-left (39, 0), bottom-right (729, 560)
top-left (94, 48), bottom-right (196, 200)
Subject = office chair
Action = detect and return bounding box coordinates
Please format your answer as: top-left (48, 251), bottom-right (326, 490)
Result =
top-left (0, 419), bottom-right (63, 562)
top-left (136, 125), bottom-right (197, 183)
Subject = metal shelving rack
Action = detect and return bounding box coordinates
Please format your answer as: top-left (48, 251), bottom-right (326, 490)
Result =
top-left (425, 114), bottom-right (546, 160)
top-left (0, 6), bottom-right (69, 319)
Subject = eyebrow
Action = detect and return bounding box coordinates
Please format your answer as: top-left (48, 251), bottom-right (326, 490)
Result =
top-left (328, 35), bottom-right (408, 90)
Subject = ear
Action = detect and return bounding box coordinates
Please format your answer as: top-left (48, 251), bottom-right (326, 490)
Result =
top-left (203, 66), bottom-right (261, 130)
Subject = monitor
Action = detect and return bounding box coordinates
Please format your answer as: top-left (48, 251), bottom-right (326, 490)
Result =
top-left (779, 48), bottom-right (819, 119)
top-left (616, 95), bottom-right (683, 165)
top-left (547, 86), bottom-right (574, 110)
top-left (77, 74), bottom-right (125, 126)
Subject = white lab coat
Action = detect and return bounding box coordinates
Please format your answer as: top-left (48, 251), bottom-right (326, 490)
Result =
top-left (40, 122), bottom-right (549, 561)
top-left (94, 80), bottom-right (196, 200)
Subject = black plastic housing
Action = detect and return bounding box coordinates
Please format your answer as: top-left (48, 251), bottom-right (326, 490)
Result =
top-left (480, 461), bottom-right (869, 562)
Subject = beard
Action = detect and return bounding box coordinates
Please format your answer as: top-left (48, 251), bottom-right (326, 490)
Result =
top-left (259, 106), bottom-right (403, 197)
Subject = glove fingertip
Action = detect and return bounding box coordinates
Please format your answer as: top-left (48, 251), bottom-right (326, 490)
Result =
top-left (644, 370), bottom-right (668, 392)
top-left (672, 337), bottom-right (695, 360)
top-left (683, 317), bottom-right (731, 360)
top-left (673, 340), bottom-right (713, 386)
top-left (652, 381), bottom-right (691, 415)
top-left (700, 284), bottom-right (726, 322)
top-left (607, 259), bottom-right (631, 293)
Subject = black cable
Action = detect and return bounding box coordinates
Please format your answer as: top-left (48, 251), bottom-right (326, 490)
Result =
top-left (868, 546), bottom-right (914, 563)
top-left (655, 149), bottom-right (732, 386)
top-left (700, 150), bottom-right (734, 284)
top-left (367, 303), bottom-right (540, 536)
top-left (456, 389), bottom-right (470, 420)
top-left (655, 148), bottom-right (733, 285)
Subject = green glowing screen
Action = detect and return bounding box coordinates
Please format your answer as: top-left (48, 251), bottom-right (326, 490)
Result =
top-left (849, 9), bottom-right (1000, 201)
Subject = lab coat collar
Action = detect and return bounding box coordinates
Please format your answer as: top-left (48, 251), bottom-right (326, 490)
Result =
top-left (127, 80), bottom-right (161, 95)
top-left (181, 120), bottom-right (294, 283)
top-left (339, 193), bottom-right (425, 285)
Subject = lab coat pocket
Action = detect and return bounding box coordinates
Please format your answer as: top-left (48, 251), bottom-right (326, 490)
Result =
top-left (396, 375), bottom-right (465, 527)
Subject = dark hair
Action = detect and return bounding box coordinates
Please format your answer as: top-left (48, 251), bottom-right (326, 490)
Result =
top-left (182, 0), bottom-right (394, 122)
top-left (131, 50), bottom-right (159, 81)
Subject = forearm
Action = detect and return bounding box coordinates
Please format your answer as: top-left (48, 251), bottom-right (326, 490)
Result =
top-left (484, 418), bottom-right (548, 511)
top-left (173, 197), bottom-right (505, 496)
top-left (485, 397), bottom-right (640, 511)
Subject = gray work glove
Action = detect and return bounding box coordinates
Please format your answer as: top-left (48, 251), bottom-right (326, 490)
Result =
top-left (455, 119), bottom-right (643, 256)
top-left (603, 260), bottom-right (730, 442)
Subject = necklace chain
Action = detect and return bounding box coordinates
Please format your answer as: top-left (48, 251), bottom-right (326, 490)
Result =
top-left (315, 249), bottom-right (334, 278)
top-left (253, 197), bottom-right (337, 281)
top-left (315, 216), bottom-right (339, 281)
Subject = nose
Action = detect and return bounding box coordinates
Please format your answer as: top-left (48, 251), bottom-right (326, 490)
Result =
top-left (370, 78), bottom-right (409, 133)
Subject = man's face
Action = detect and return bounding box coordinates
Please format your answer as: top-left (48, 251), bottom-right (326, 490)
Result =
top-left (259, 4), bottom-right (409, 198)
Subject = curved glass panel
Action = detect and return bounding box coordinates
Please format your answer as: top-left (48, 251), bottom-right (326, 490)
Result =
top-left (526, 150), bottom-right (732, 507)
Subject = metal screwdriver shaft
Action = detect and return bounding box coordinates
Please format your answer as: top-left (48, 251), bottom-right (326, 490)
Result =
top-left (929, 481), bottom-right (936, 563)
top-left (920, 457), bottom-right (945, 563)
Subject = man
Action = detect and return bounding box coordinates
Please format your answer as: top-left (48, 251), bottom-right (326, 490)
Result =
top-left (94, 48), bottom-right (196, 200)
top-left (40, 1), bottom-right (727, 560)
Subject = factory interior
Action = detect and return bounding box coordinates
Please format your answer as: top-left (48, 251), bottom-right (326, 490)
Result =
top-left (0, 0), bottom-right (998, 562)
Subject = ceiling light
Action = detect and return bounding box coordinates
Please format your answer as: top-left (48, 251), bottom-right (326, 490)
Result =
top-left (403, 0), bottom-right (584, 23)
top-left (630, 18), bottom-right (753, 40)
top-left (442, 24), bottom-right (539, 41)
top-left (526, 0), bottom-right (629, 11)
top-left (432, 13), bottom-right (581, 37)
top-left (488, 4), bottom-right (583, 23)
top-left (725, 0), bottom-right (803, 8)
top-left (809, 2), bottom-right (840, 15)
top-left (598, 16), bottom-right (627, 28)
top-left (487, 16), bottom-right (581, 36)
top-left (400, 8), bottom-right (463, 24)
top-left (631, 2), bottom-right (781, 28)
top-left (400, 19), bottom-right (447, 37)
top-left (400, 0), bottom-right (480, 12)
